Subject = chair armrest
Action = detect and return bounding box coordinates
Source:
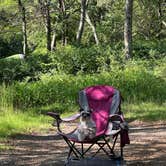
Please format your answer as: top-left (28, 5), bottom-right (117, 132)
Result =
top-left (46, 112), bottom-right (81, 122)
top-left (46, 112), bottom-right (81, 133)
top-left (62, 113), bottom-right (81, 122)
top-left (109, 114), bottom-right (129, 131)
top-left (109, 114), bottom-right (124, 122)
top-left (46, 112), bottom-right (62, 121)
top-left (46, 112), bottom-right (62, 132)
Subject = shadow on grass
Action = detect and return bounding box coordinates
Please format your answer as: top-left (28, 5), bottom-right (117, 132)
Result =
top-left (11, 133), bottom-right (61, 141)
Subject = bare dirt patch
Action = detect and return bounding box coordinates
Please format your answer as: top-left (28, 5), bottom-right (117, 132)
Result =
top-left (0, 121), bottom-right (166, 166)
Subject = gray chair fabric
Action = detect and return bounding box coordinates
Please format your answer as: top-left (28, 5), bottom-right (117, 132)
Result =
top-left (79, 90), bottom-right (90, 111)
top-left (109, 89), bottom-right (120, 114)
top-left (79, 89), bottom-right (121, 115)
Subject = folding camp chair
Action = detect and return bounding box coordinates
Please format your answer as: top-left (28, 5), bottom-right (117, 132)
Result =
top-left (47, 85), bottom-right (130, 165)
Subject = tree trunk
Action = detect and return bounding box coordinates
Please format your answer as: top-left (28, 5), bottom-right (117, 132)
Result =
top-left (18, 0), bottom-right (28, 56)
top-left (45, 1), bottom-right (51, 51)
top-left (51, 32), bottom-right (56, 51)
top-left (124, 0), bottom-right (133, 59)
top-left (62, 23), bottom-right (67, 46)
top-left (85, 12), bottom-right (99, 45)
top-left (76, 0), bottom-right (87, 44)
top-left (58, 0), bottom-right (67, 46)
top-left (38, 0), bottom-right (52, 51)
top-left (157, 0), bottom-right (163, 39)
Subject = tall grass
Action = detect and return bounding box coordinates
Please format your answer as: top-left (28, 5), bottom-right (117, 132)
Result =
top-left (0, 85), bottom-right (49, 138)
top-left (123, 102), bottom-right (166, 121)
top-left (12, 64), bottom-right (166, 110)
top-left (0, 110), bottom-right (49, 138)
top-left (0, 61), bottom-right (165, 138)
top-left (0, 84), bottom-right (14, 112)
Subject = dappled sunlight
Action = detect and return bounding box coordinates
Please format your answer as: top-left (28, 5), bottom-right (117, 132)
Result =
top-left (0, 122), bottom-right (165, 165)
top-left (0, 0), bottom-right (165, 165)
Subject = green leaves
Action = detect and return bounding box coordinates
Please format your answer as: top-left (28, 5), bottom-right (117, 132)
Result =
top-left (0, 0), bottom-right (17, 9)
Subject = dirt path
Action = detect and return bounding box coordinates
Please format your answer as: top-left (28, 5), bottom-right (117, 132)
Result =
top-left (0, 121), bottom-right (166, 166)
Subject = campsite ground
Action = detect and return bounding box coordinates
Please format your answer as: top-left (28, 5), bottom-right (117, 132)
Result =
top-left (0, 121), bottom-right (165, 166)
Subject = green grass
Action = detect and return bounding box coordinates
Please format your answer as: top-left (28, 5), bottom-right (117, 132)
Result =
top-left (11, 66), bottom-right (166, 110)
top-left (0, 108), bottom-right (50, 138)
top-left (123, 102), bottom-right (166, 121)
top-left (0, 101), bottom-right (165, 141)
top-left (0, 143), bottom-right (13, 150)
top-left (0, 62), bottom-right (165, 140)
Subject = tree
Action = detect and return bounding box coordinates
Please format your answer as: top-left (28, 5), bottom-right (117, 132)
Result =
top-left (124, 0), bottom-right (133, 59)
top-left (85, 10), bottom-right (99, 45)
top-left (18, 0), bottom-right (28, 56)
top-left (157, 0), bottom-right (164, 39)
top-left (58, 0), bottom-right (68, 46)
top-left (38, 0), bottom-right (52, 51)
top-left (76, 0), bottom-right (87, 44)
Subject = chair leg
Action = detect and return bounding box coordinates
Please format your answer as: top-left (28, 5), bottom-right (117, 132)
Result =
top-left (81, 143), bottom-right (84, 158)
top-left (82, 143), bottom-right (95, 157)
top-left (63, 137), bottom-right (80, 159)
top-left (121, 146), bottom-right (123, 160)
top-left (92, 143), bottom-right (105, 158)
top-left (98, 143), bottom-right (111, 157)
top-left (112, 135), bottom-right (118, 151)
top-left (63, 135), bottom-right (124, 162)
top-left (67, 143), bottom-right (75, 160)
top-left (103, 137), bottom-right (115, 156)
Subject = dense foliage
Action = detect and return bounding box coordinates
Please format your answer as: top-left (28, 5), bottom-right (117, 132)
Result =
top-left (0, 0), bottom-right (165, 57)
top-left (1, 60), bottom-right (165, 111)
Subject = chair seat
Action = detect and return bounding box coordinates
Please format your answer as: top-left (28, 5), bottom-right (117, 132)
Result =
top-left (58, 128), bottom-right (120, 144)
top-left (59, 130), bottom-right (104, 143)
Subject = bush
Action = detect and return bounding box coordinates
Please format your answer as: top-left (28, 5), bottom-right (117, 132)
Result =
top-left (133, 39), bottom-right (166, 59)
top-left (0, 53), bottom-right (52, 84)
top-left (9, 64), bottom-right (166, 110)
top-left (0, 41), bottom-right (165, 85)
top-left (49, 45), bottom-right (112, 74)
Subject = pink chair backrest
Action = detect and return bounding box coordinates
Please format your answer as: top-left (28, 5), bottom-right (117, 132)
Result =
top-left (85, 85), bottom-right (115, 136)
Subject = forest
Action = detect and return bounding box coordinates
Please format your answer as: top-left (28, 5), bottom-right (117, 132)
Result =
top-left (0, 0), bottom-right (166, 138)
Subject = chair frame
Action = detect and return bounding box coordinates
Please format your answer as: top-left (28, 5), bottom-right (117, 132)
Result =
top-left (46, 86), bottom-right (129, 164)
top-left (46, 111), bottom-right (124, 163)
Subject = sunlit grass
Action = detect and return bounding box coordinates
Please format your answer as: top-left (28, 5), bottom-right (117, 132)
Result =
top-left (0, 67), bottom-right (165, 140)
top-left (0, 107), bottom-right (50, 138)
top-left (0, 143), bottom-right (13, 150)
top-left (123, 102), bottom-right (166, 121)
top-left (0, 101), bottom-right (165, 141)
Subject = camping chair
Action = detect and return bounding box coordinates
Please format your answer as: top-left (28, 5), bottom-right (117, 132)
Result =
top-left (47, 85), bottom-right (130, 165)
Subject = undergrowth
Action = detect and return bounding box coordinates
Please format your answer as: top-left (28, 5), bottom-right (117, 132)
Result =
top-left (0, 59), bottom-right (165, 139)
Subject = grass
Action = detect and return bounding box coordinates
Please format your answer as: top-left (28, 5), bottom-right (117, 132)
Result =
top-left (0, 142), bottom-right (13, 150)
top-left (0, 101), bottom-right (165, 142)
top-left (0, 62), bottom-right (165, 140)
top-left (11, 67), bottom-right (166, 109)
top-left (0, 107), bottom-right (50, 138)
top-left (123, 102), bottom-right (166, 121)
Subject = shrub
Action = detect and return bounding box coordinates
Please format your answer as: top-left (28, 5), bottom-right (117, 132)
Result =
top-left (49, 45), bottom-right (112, 74)
top-left (10, 65), bottom-right (166, 110)
top-left (133, 39), bottom-right (166, 59)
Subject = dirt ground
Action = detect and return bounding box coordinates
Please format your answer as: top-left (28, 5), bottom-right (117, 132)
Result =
top-left (0, 121), bottom-right (165, 166)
